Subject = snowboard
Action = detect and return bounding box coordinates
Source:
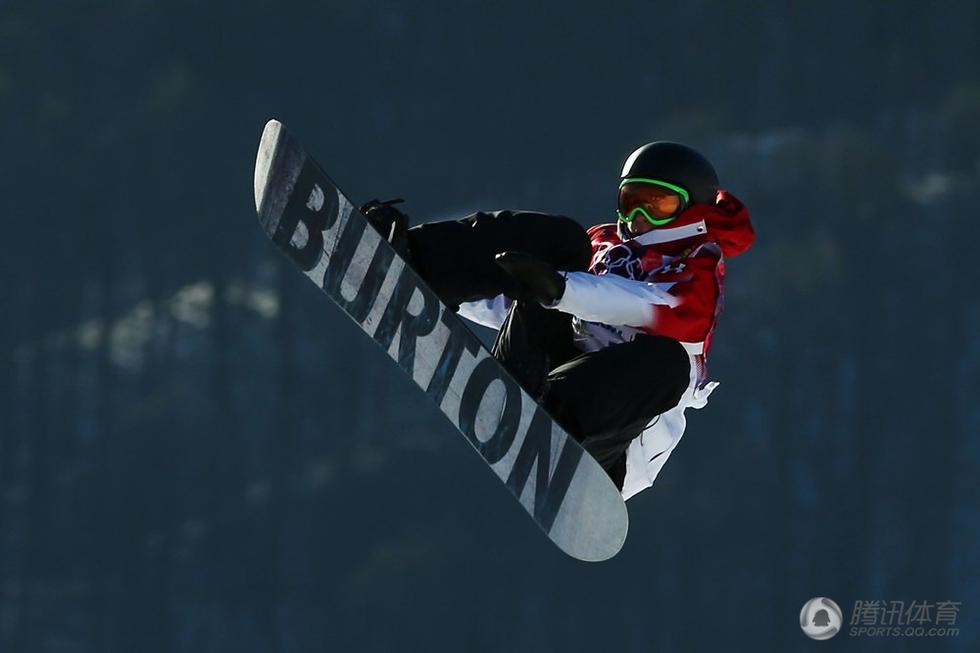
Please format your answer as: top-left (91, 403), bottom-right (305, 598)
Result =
top-left (252, 119), bottom-right (628, 561)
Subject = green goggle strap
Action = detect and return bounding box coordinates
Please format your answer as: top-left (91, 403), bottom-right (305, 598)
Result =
top-left (616, 178), bottom-right (690, 226)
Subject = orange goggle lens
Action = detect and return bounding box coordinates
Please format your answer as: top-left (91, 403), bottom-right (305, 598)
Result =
top-left (618, 182), bottom-right (685, 222)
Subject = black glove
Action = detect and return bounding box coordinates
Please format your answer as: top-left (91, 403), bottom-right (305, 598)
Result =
top-left (494, 251), bottom-right (566, 305)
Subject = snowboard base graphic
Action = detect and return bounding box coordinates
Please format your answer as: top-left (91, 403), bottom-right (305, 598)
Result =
top-left (253, 120), bottom-right (628, 561)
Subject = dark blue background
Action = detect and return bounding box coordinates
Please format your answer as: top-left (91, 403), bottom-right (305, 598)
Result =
top-left (2, 1), bottom-right (978, 651)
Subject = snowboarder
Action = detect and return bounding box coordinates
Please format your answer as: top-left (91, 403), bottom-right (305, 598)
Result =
top-left (361, 141), bottom-right (755, 499)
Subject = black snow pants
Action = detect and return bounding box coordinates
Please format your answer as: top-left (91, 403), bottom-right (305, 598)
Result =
top-left (406, 210), bottom-right (690, 489)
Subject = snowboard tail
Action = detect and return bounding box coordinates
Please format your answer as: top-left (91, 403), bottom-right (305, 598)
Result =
top-left (253, 120), bottom-right (628, 561)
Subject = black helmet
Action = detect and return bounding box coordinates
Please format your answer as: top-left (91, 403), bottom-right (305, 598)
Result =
top-left (621, 142), bottom-right (719, 205)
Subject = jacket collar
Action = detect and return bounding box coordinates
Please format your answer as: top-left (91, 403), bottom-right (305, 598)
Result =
top-left (631, 220), bottom-right (708, 246)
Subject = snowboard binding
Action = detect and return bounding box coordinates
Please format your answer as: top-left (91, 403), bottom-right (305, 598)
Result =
top-left (360, 198), bottom-right (413, 261)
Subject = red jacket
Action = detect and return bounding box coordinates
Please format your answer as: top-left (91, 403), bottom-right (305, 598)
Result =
top-left (555, 190), bottom-right (754, 371)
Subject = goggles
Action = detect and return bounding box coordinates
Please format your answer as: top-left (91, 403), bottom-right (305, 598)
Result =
top-left (617, 178), bottom-right (689, 226)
